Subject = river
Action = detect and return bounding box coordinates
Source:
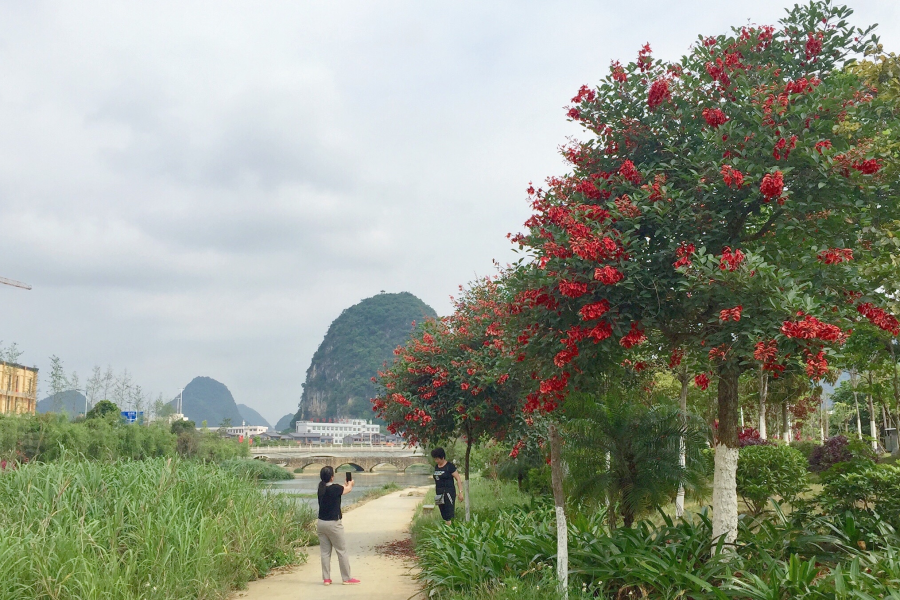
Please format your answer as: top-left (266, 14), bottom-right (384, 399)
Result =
top-left (266, 470), bottom-right (433, 508)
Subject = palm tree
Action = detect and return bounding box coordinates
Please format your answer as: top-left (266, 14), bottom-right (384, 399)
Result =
top-left (565, 393), bottom-right (709, 528)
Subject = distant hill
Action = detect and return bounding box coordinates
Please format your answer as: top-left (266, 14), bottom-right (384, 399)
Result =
top-left (294, 291), bottom-right (437, 425)
top-left (171, 377), bottom-right (243, 427)
top-left (237, 404), bottom-right (271, 428)
top-left (37, 390), bottom-right (88, 417)
top-left (274, 413), bottom-right (294, 433)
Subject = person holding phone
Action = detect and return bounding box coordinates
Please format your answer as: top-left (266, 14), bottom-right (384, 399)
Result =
top-left (430, 447), bottom-right (464, 524)
top-left (316, 466), bottom-right (361, 586)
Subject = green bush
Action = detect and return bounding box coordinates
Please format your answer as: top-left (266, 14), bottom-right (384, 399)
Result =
top-left (736, 444), bottom-right (809, 515)
top-left (220, 459), bottom-right (293, 481)
top-left (789, 440), bottom-right (820, 463)
top-left (820, 462), bottom-right (900, 530)
top-left (0, 457), bottom-right (314, 599)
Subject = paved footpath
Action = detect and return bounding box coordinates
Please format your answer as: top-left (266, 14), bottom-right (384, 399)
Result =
top-left (231, 486), bottom-right (430, 600)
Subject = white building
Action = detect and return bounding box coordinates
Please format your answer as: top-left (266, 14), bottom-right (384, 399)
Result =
top-left (223, 425), bottom-right (269, 437)
top-left (295, 418), bottom-right (379, 444)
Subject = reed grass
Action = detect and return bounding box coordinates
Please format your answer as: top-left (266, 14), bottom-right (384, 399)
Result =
top-left (0, 457), bottom-right (315, 599)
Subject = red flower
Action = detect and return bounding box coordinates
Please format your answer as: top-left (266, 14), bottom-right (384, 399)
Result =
top-left (594, 266), bottom-right (624, 285)
top-left (619, 160), bottom-right (643, 185)
top-left (817, 248), bottom-right (853, 264)
top-left (648, 78), bottom-right (670, 109)
top-left (781, 314), bottom-right (845, 342)
top-left (719, 305), bottom-right (743, 322)
top-left (857, 303), bottom-right (900, 336)
top-left (720, 164), bottom-right (745, 188)
top-left (694, 373), bottom-right (710, 390)
top-left (719, 247), bottom-right (745, 271)
top-left (571, 84), bottom-right (596, 103)
top-left (579, 300), bottom-right (611, 321)
top-left (760, 171), bottom-right (784, 201)
top-left (567, 108), bottom-right (581, 120)
top-left (805, 32), bottom-right (824, 61)
top-left (814, 140), bottom-right (832, 154)
top-left (668, 347), bottom-right (684, 368)
top-left (558, 280), bottom-right (588, 298)
top-left (851, 159), bottom-right (882, 175)
top-left (611, 60), bottom-right (627, 83)
top-left (805, 350), bottom-right (828, 380)
top-left (619, 322), bottom-right (647, 349)
top-left (702, 107), bottom-right (727, 128)
top-left (615, 194), bottom-right (641, 218)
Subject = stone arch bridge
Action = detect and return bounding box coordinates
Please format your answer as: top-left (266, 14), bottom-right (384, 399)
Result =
top-left (257, 452), bottom-right (431, 473)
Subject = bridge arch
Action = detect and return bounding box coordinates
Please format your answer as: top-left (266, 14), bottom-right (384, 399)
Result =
top-left (335, 463), bottom-right (364, 472)
top-left (369, 462), bottom-right (400, 472)
top-left (403, 462), bottom-right (432, 473)
top-left (298, 462), bottom-right (328, 473)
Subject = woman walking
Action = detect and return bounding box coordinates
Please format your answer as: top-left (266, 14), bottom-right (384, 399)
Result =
top-left (316, 466), bottom-right (361, 586)
top-left (431, 447), bottom-right (464, 524)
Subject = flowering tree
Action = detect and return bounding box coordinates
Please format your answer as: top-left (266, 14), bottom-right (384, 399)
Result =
top-left (371, 280), bottom-right (519, 520)
top-left (509, 2), bottom-right (899, 545)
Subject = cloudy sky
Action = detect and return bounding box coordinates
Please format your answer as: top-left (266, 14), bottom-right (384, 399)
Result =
top-left (1, 1), bottom-right (897, 425)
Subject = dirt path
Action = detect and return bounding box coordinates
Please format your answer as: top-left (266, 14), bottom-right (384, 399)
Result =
top-left (231, 486), bottom-right (430, 600)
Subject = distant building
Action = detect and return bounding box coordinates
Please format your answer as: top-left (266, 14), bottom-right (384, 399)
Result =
top-left (295, 418), bottom-right (379, 444)
top-left (0, 361), bottom-right (38, 415)
top-left (342, 432), bottom-right (400, 445)
top-left (222, 424), bottom-right (269, 437)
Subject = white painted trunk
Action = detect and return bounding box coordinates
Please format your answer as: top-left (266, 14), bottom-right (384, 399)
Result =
top-left (464, 479), bottom-right (471, 522)
top-left (855, 396), bottom-right (863, 440)
top-left (711, 443), bottom-right (739, 550)
top-left (555, 506), bottom-right (568, 600)
top-left (675, 374), bottom-right (688, 518)
top-left (869, 391), bottom-right (878, 452)
top-left (759, 368), bottom-right (768, 440)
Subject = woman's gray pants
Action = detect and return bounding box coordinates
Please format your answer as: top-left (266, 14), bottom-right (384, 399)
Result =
top-left (316, 519), bottom-right (352, 581)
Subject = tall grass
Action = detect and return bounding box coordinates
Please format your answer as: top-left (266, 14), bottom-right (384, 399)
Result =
top-left (220, 458), bottom-right (293, 481)
top-left (0, 457), bottom-right (314, 600)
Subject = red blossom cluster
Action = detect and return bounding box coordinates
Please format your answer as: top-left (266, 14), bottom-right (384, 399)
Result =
top-left (594, 265), bottom-right (624, 284)
top-left (619, 322), bottom-right (647, 349)
top-left (719, 305), bottom-right (742, 322)
top-left (772, 135), bottom-right (797, 160)
top-left (694, 373), bottom-right (710, 390)
top-left (642, 174), bottom-right (667, 202)
top-left (805, 31), bottom-right (824, 61)
top-left (708, 345), bottom-right (729, 361)
top-left (648, 78), bottom-right (670, 109)
top-left (719, 246), bottom-right (745, 271)
top-left (851, 159), bottom-right (882, 175)
top-left (804, 350), bottom-right (829, 380)
top-left (619, 160), bottom-right (643, 185)
top-left (509, 439), bottom-right (525, 459)
top-left (637, 43), bottom-right (653, 72)
top-left (579, 300), bottom-right (611, 321)
top-left (817, 248), bottom-right (853, 264)
top-left (668, 347), bottom-right (684, 368)
top-left (754, 340), bottom-right (785, 376)
top-left (857, 303), bottom-right (900, 335)
top-left (815, 140), bottom-right (832, 154)
top-left (615, 194), bottom-right (641, 218)
top-left (720, 164), bottom-right (745, 188)
top-left (558, 280), bottom-right (588, 298)
top-left (702, 107), bottom-right (728, 128)
top-left (784, 77), bottom-right (820, 95)
top-left (571, 84), bottom-right (596, 103)
top-left (674, 242), bottom-right (696, 268)
top-left (611, 60), bottom-right (627, 82)
top-left (780, 313), bottom-right (844, 342)
top-left (760, 171), bottom-right (784, 201)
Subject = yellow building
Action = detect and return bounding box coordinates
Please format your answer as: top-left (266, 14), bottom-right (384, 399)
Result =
top-left (0, 361), bottom-right (38, 415)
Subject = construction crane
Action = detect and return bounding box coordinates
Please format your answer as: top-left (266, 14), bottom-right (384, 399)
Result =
top-left (0, 276), bottom-right (31, 290)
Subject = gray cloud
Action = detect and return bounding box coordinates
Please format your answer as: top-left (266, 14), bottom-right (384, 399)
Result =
top-left (0, 0), bottom-right (896, 425)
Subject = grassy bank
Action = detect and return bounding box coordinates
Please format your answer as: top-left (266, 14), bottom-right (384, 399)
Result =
top-left (0, 458), bottom-right (314, 600)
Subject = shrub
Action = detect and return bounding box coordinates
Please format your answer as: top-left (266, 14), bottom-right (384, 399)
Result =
top-left (789, 440), bottom-right (820, 463)
top-left (739, 426), bottom-right (771, 447)
top-left (736, 444), bottom-right (809, 515)
top-left (820, 462), bottom-right (900, 530)
top-left (809, 435), bottom-right (877, 472)
top-left (221, 458), bottom-right (293, 480)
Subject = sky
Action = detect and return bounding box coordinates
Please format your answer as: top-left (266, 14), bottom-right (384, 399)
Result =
top-left (1, 1), bottom-right (897, 426)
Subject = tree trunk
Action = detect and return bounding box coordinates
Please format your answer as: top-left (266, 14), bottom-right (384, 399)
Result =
top-left (851, 370), bottom-right (863, 440)
top-left (549, 423), bottom-right (568, 599)
top-left (606, 451), bottom-right (616, 531)
top-left (782, 402), bottom-right (790, 443)
top-left (868, 372), bottom-right (878, 452)
top-left (891, 343), bottom-right (900, 432)
top-left (464, 426), bottom-right (472, 522)
top-left (758, 366), bottom-right (768, 440)
top-left (712, 364), bottom-right (740, 550)
top-left (675, 373), bottom-right (689, 518)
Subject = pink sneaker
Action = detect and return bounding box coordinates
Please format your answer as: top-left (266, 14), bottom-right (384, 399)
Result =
top-left (323, 579), bottom-right (332, 585)
top-left (343, 578), bottom-right (361, 585)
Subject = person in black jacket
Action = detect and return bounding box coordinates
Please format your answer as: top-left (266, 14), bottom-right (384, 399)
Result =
top-left (316, 466), bottom-right (360, 586)
top-left (431, 447), bottom-right (465, 524)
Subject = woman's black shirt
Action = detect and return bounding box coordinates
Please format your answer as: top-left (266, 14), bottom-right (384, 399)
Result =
top-left (318, 483), bottom-right (343, 521)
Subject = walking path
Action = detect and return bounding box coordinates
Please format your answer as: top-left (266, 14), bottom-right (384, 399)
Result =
top-left (231, 486), bottom-right (430, 600)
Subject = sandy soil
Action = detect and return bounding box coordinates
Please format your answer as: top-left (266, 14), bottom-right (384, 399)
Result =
top-left (231, 486), bottom-right (430, 600)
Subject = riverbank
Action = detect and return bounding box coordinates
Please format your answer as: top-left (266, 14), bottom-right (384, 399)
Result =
top-left (232, 485), bottom-right (430, 600)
